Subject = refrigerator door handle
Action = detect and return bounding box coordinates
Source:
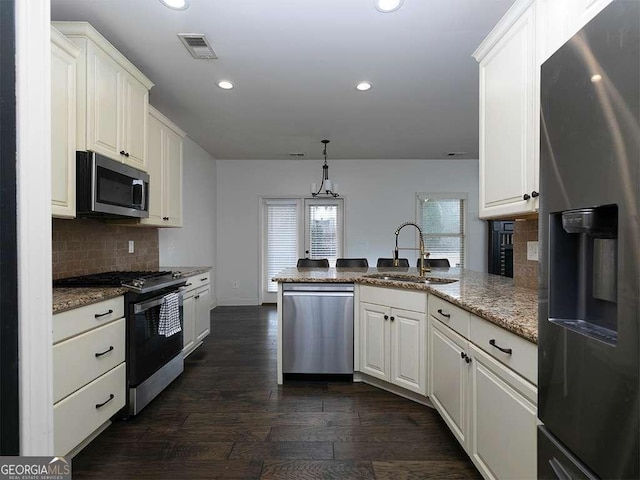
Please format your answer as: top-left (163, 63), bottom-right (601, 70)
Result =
top-left (549, 457), bottom-right (572, 480)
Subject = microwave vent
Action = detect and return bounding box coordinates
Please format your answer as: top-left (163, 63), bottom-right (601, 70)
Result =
top-left (178, 34), bottom-right (218, 60)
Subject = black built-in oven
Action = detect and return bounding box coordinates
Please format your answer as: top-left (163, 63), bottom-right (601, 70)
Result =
top-left (125, 285), bottom-right (185, 417)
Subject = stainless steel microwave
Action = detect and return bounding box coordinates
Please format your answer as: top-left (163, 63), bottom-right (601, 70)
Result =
top-left (76, 151), bottom-right (149, 218)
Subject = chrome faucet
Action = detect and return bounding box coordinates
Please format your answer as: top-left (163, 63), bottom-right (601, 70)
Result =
top-left (394, 221), bottom-right (430, 275)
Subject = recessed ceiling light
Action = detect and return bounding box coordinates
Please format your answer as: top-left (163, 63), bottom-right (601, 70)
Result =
top-left (356, 81), bottom-right (373, 91)
top-left (375, 0), bottom-right (404, 13)
top-left (591, 74), bottom-right (603, 83)
top-left (160, 0), bottom-right (189, 10)
top-left (217, 81), bottom-right (234, 90)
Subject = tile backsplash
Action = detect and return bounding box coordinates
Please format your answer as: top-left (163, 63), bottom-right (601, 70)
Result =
top-left (513, 218), bottom-right (539, 289)
top-left (52, 218), bottom-right (159, 279)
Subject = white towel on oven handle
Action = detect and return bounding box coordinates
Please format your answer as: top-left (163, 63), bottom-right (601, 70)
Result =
top-left (158, 292), bottom-right (181, 337)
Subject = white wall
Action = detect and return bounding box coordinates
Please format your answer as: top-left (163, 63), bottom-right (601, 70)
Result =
top-left (216, 158), bottom-right (486, 305)
top-left (159, 138), bottom-right (217, 271)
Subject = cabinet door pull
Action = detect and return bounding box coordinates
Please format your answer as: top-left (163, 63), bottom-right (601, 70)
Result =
top-left (200, 277), bottom-right (208, 281)
top-left (163, 216), bottom-right (169, 221)
top-left (185, 283), bottom-right (193, 287)
top-left (195, 295), bottom-right (200, 300)
top-left (531, 191), bottom-right (539, 198)
top-left (95, 393), bottom-right (115, 409)
top-left (523, 193), bottom-right (531, 200)
top-left (120, 150), bottom-right (126, 155)
top-left (94, 309), bottom-right (113, 319)
top-left (384, 315), bottom-right (389, 320)
top-left (124, 152), bottom-right (130, 157)
top-left (464, 354), bottom-right (472, 364)
top-left (437, 309), bottom-right (450, 318)
top-left (489, 339), bottom-right (513, 354)
top-left (95, 346), bottom-right (114, 358)
top-left (460, 351), bottom-right (465, 359)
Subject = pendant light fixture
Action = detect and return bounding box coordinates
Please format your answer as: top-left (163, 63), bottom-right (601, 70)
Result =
top-left (311, 139), bottom-right (339, 197)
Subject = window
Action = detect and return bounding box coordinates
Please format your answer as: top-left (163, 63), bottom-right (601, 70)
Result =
top-left (416, 193), bottom-right (466, 267)
top-left (304, 198), bottom-right (343, 267)
top-left (264, 200), bottom-right (299, 294)
top-left (261, 197), bottom-right (344, 302)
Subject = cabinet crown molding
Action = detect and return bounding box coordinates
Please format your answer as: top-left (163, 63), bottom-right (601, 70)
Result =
top-left (149, 105), bottom-right (187, 138)
top-left (51, 21), bottom-right (154, 90)
top-left (51, 26), bottom-right (80, 56)
top-left (472, 0), bottom-right (535, 61)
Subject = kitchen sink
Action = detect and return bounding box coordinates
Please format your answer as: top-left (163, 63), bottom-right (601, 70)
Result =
top-left (364, 274), bottom-right (457, 284)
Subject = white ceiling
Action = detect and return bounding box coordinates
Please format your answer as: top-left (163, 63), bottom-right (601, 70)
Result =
top-left (51, 0), bottom-right (515, 160)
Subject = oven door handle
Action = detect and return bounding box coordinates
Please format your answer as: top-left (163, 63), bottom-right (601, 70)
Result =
top-left (134, 293), bottom-right (182, 314)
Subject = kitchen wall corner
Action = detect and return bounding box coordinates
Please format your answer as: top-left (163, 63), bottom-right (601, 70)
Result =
top-left (513, 218), bottom-right (539, 289)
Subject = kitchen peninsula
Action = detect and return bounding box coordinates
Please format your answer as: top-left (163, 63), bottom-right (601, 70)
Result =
top-left (273, 266), bottom-right (539, 480)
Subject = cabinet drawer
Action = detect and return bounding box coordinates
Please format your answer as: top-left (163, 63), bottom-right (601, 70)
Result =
top-left (54, 363), bottom-right (125, 456)
top-left (181, 271), bottom-right (210, 294)
top-left (429, 295), bottom-right (470, 338)
top-left (53, 296), bottom-right (124, 343)
top-left (53, 318), bottom-right (125, 403)
top-left (470, 314), bottom-right (537, 385)
top-left (359, 285), bottom-right (426, 313)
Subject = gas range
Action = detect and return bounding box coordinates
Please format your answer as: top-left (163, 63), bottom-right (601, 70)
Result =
top-left (53, 270), bottom-right (186, 294)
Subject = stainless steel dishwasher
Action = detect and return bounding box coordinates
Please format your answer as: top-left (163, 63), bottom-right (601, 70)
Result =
top-left (282, 283), bottom-right (354, 375)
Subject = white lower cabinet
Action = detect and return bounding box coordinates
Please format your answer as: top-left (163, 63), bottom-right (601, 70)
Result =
top-left (469, 344), bottom-right (537, 480)
top-left (428, 294), bottom-right (537, 480)
top-left (182, 271), bottom-right (212, 357)
top-left (52, 296), bottom-right (126, 456)
top-left (358, 286), bottom-right (427, 396)
top-left (429, 318), bottom-right (470, 446)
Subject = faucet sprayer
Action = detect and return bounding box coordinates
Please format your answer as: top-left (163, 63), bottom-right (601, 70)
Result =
top-left (393, 221), bottom-right (430, 275)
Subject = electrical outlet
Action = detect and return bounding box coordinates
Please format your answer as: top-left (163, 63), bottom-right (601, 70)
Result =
top-left (232, 280), bottom-right (239, 289)
top-left (128, 240), bottom-right (135, 254)
top-left (527, 241), bottom-right (538, 261)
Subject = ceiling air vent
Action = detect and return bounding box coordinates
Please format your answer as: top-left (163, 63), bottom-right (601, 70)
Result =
top-left (178, 33), bottom-right (218, 59)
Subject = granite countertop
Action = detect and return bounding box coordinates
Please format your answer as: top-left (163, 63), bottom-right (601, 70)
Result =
top-left (53, 266), bottom-right (212, 314)
top-left (273, 267), bottom-right (538, 344)
top-left (53, 287), bottom-right (128, 315)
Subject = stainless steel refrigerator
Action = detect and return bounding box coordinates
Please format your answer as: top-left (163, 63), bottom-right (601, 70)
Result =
top-left (538, 1), bottom-right (640, 478)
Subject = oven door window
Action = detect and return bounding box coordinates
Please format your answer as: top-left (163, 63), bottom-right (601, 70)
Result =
top-left (130, 295), bottom-right (183, 386)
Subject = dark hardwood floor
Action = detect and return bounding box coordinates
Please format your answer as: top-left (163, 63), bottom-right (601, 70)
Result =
top-left (71, 305), bottom-right (481, 479)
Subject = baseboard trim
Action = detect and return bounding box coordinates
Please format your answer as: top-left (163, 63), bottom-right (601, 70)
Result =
top-left (354, 372), bottom-right (434, 409)
top-left (216, 298), bottom-right (260, 306)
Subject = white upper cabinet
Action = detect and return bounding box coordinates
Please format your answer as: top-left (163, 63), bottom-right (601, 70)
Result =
top-left (52, 22), bottom-right (153, 172)
top-left (474, 0), bottom-right (614, 220)
top-left (139, 106), bottom-right (185, 228)
top-left (51, 26), bottom-right (79, 218)
top-left (474, 1), bottom-right (539, 219)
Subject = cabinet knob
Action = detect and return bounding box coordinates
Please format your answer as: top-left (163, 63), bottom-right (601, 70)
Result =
top-left (465, 354), bottom-right (472, 364)
top-left (390, 316), bottom-right (395, 321)
top-left (384, 315), bottom-right (389, 320)
top-left (531, 191), bottom-right (539, 198)
top-left (523, 193), bottom-right (531, 200)
top-left (125, 152), bottom-right (130, 157)
top-left (195, 295), bottom-right (200, 299)
top-left (120, 150), bottom-right (126, 155)
top-left (163, 217), bottom-right (169, 221)
top-left (460, 351), bottom-right (465, 359)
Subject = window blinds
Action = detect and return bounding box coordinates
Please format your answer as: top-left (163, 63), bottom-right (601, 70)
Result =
top-left (266, 202), bottom-right (298, 293)
top-left (305, 200), bottom-right (342, 267)
top-left (417, 195), bottom-right (465, 267)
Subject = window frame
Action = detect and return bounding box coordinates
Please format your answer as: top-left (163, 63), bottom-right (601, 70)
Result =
top-left (415, 192), bottom-right (467, 268)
